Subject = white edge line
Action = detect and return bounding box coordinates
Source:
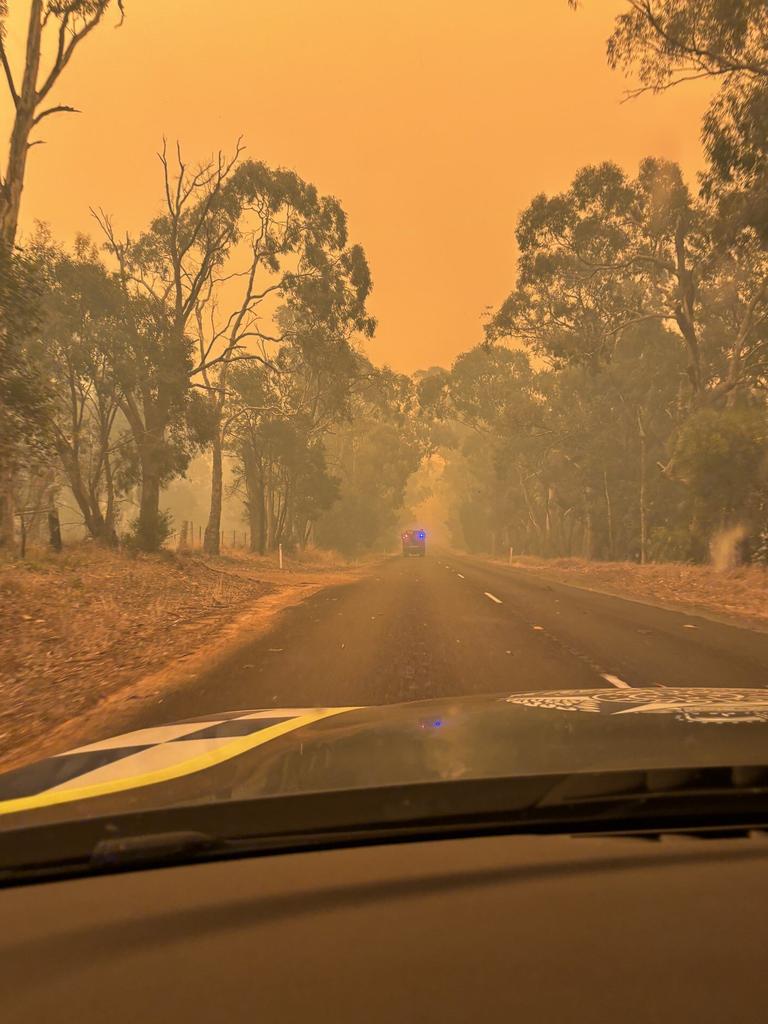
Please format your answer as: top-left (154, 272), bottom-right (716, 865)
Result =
top-left (484, 592), bottom-right (503, 605)
top-left (602, 673), bottom-right (632, 689)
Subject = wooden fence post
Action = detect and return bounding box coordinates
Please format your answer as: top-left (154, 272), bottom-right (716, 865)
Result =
top-left (48, 509), bottom-right (63, 552)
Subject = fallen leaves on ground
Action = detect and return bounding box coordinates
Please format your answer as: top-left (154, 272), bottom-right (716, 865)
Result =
top-left (0, 545), bottom-right (359, 771)
top-left (501, 555), bottom-right (768, 627)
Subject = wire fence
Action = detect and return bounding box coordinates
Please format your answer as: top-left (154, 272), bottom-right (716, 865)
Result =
top-left (167, 522), bottom-right (252, 552)
top-left (9, 507), bottom-right (254, 559)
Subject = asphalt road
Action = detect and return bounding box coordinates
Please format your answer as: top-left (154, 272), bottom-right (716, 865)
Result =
top-left (126, 550), bottom-right (768, 728)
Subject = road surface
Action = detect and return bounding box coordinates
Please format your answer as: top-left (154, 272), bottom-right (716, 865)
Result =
top-left (123, 551), bottom-right (768, 729)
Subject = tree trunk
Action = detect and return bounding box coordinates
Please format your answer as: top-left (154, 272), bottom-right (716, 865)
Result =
top-left (265, 467), bottom-right (275, 552)
top-left (275, 476), bottom-right (290, 548)
top-left (203, 429), bottom-right (223, 555)
top-left (582, 488), bottom-right (594, 560)
top-left (673, 217), bottom-right (703, 399)
top-left (563, 507), bottom-right (575, 557)
top-left (25, 467), bottom-right (55, 544)
top-left (0, 0), bottom-right (43, 247)
top-left (603, 469), bottom-right (614, 561)
top-left (133, 426), bottom-right (166, 551)
top-left (56, 443), bottom-right (115, 544)
top-left (242, 443), bottom-right (266, 554)
top-left (0, 4), bottom-right (42, 538)
top-left (257, 462), bottom-right (267, 554)
top-left (121, 397), bottom-right (168, 551)
top-left (0, 460), bottom-right (15, 550)
top-left (638, 410), bottom-right (647, 565)
top-left (102, 450), bottom-right (118, 544)
top-left (303, 520), bottom-right (314, 548)
top-left (100, 410), bottom-right (118, 542)
top-left (177, 520), bottom-right (189, 551)
top-left (544, 484), bottom-right (554, 557)
top-left (136, 464), bottom-right (162, 550)
top-left (48, 509), bottom-right (62, 552)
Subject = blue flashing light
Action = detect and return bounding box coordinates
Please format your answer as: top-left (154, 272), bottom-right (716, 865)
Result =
top-left (417, 530), bottom-right (426, 540)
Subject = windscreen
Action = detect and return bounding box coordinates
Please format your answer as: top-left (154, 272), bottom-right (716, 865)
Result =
top-left (1, 1), bottom-right (768, 836)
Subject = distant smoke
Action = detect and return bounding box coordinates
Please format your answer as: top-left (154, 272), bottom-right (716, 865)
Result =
top-left (709, 524), bottom-right (747, 572)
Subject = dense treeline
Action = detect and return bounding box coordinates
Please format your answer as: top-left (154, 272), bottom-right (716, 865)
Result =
top-left (4, 149), bottom-right (422, 554)
top-left (424, 0), bottom-right (768, 565)
top-left (0, 3), bottom-right (420, 556)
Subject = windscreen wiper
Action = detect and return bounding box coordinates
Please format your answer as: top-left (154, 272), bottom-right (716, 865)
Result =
top-left (90, 830), bottom-right (227, 870)
top-left (536, 765), bottom-right (768, 808)
top-left (4, 767), bottom-right (768, 886)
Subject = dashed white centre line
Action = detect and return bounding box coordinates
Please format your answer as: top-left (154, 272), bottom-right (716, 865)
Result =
top-left (484, 592), bottom-right (503, 605)
top-left (602, 673), bottom-right (632, 689)
top-left (457, 573), bottom-right (465, 579)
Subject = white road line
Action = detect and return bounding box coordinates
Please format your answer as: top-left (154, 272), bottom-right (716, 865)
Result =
top-left (457, 573), bottom-right (465, 579)
top-left (602, 673), bottom-right (632, 689)
top-left (484, 592), bottom-right (503, 604)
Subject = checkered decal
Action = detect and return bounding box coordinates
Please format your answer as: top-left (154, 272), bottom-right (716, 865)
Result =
top-left (0, 709), bottom-right (350, 812)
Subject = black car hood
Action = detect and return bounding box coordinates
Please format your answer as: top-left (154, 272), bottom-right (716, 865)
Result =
top-left (3, 687), bottom-right (768, 828)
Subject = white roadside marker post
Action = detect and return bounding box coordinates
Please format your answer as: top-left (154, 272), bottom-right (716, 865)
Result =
top-left (279, 543), bottom-right (284, 570)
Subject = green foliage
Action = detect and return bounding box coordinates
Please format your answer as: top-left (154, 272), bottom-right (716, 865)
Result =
top-left (672, 407), bottom-right (768, 528)
top-left (487, 158), bottom-right (709, 377)
top-left (0, 245), bottom-right (50, 464)
top-left (605, 1), bottom-right (768, 241)
top-left (544, 1), bottom-right (768, 560)
top-left (432, 303), bottom-right (766, 561)
top-left (315, 365), bottom-right (424, 556)
top-left (606, 1), bottom-right (766, 98)
top-left (123, 508), bottom-right (174, 553)
top-left (315, 421), bottom-right (421, 556)
top-left (463, 138), bottom-right (768, 562)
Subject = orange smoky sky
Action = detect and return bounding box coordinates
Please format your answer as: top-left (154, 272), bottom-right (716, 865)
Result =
top-left (1, 0), bottom-right (713, 373)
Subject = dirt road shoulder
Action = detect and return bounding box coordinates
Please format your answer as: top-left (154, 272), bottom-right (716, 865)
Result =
top-left (1, 547), bottom-right (380, 772)
top-left (476, 554), bottom-right (768, 632)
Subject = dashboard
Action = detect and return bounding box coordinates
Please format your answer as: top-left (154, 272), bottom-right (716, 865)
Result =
top-left (3, 831), bottom-right (767, 1022)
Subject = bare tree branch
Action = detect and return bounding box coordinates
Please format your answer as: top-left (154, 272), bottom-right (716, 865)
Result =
top-left (0, 35), bottom-right (18, 107)
top-left (38, 4), bottom-right (112, 102)
top-left (32, 103), bottom-right (80, 126)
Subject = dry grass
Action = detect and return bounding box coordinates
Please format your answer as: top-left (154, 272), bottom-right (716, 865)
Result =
top-left (0, 543), bottom-right (362, 770)
top-left (494, 554), bottom-right (768, 627)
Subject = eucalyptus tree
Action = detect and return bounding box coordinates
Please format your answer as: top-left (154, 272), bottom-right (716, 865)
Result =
top-left (93, 142), bottom-right (250, 550)
top-left (191, 161), bottom-right (374, 554)
top-left (35, 235), bottom-right (130, 543)
top-left (595, 1), bottom-right (768, 240)
top-left (0, 0), bottom-right (124, 546)
top-left (0, 0), bottom-right (125, 247)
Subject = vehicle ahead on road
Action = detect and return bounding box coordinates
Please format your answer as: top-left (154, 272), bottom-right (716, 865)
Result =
top-left (3, 687), bottom-right (768, 1023)
top-left (402, 528), bottom-right (427, 556)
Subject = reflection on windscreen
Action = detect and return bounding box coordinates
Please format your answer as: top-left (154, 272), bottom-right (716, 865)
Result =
top-left (1, 1), bottom-right (768, 829)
